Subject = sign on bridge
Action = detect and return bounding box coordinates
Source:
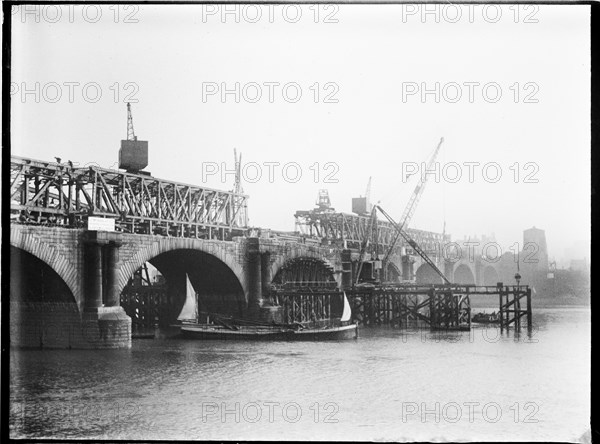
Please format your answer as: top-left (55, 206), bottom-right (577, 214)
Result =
top-left (87, 217), bottom-right (115, 232)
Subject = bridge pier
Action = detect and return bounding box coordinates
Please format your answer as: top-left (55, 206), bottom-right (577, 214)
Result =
top-left (81, 231), bottom-right (131, 349)
top-left (244, 238), bottom-right (283, 323)
top-left (246, 237), bottom-right (263, 308)
top-left (84, 242), bottom-right (103, 309)
top-left (261, 251), bottom-right (272, 296)
top-left (104, 242), bottom-right (120, 307)
top-left (402, 255), bottom-right (415, 281)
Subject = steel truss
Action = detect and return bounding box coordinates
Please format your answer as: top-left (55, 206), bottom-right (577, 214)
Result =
top-left (294, 210), bottom-right (449, 256)
top-left (10, 156), bottom-right (249, 240)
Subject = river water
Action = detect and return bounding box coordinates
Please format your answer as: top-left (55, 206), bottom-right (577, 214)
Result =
top-left (9, 307), bottom-right (590, 441)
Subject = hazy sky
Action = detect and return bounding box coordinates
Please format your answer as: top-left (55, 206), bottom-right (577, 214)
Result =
top-left (10, 4), bottom-right (590, 263)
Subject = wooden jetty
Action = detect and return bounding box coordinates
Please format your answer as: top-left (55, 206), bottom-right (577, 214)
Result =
top-left (272, 284), bottom-right (532, 331)
top-left (121, 282), bottom-right (533, 335)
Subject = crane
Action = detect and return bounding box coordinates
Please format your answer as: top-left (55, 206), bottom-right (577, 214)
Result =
top-left (375, 205), bottom-right (450, 285)
top-left (316, 189), bottom-right (333, 212)
top-left (119, 102), bottom-right (149, 173)
top-left (354, 209), bottom-right (378, 285)
top-left (231, 148), bottom-right (248, 227)
top-left (354, 176), bottom-right (379, 284)
top-left (381, 137), bottom-right (444, 279)
top-left (233, 148), bottom-right (243, 195)
top-left (126, 102), bottom-right (137, 141)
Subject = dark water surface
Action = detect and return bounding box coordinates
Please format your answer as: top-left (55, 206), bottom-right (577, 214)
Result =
top-left (10, 308), bottom-right (590, 441)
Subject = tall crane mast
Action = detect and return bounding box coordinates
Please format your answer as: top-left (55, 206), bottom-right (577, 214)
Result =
top-left (127, 102), bottom-right (137, 141)
top-left (231, 148), bottom-right (248, 227)
top-left (382, 137), bottom-right (444, 276)
top-left (233, 148), bottom-right (243, 195)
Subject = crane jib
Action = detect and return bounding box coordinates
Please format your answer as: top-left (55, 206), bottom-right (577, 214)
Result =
top-left (374, 204), bottom-right (450, 285)
top-left (381, 137), bottom-right (444, 269)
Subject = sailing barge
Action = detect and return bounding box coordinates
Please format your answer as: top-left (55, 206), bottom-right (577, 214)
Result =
top-left (176, 275), bottom-right (358, 341)
top-left (179, 321), bottom-right (358, 341)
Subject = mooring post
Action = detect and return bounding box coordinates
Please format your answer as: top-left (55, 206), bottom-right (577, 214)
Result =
top-left (499, 287), bottom-right (504, 332)
top-left (515, 286), bottom-right (522, 330)
top-left (526, 287), bottom-right (532, 330)
top-left (451, 291), bottom-right (458, 328)
top-left (429, 288), bottom-right (436, 329)
top-left (467, 295), bottom-right (471, 330)
top-left (401, 294), bottom-right (407, 328)
top-left (367, 291), bottom-right (374, 326)
top-left (466, 287), bottom-right (471, 330)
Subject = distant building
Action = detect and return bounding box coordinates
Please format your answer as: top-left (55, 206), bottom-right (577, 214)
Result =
top-left (515, 226), bottom-right (553, 294)
top-left (457, 233), bottom-right (497, 258)
top-left (522, 226), bottom-right (549, 272)
top-left (570, 259), bottom-right (588, 273)
top-left (563, 240), bottom-right (589, 268)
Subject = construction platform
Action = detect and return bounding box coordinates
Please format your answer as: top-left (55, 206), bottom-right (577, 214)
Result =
top-left (271, 284), bottom-right (532, 331)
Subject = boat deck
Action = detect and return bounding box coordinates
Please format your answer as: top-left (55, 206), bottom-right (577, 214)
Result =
top-left (179, 322), bottom-right (358, 341)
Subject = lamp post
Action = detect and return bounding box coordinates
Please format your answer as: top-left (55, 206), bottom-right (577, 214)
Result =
top-left (514, 272), bottom-right (521, 287)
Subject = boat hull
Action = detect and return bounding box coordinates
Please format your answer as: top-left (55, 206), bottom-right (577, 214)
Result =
top-left (180, 323), bottom-right (358, 341)
top-left (430, 325), bottom-right (471, 332)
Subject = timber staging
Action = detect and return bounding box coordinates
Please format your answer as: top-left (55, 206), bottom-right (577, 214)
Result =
top-left (271, 284), bottom-right (533, 332)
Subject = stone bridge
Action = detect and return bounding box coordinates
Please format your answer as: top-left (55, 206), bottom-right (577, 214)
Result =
top-left (9, 223), bottom-right (506, 349)
top-left (9, 224), bottom-right (343, 349)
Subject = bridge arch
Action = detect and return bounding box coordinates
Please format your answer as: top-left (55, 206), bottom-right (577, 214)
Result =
top-left (9, 236), bottom-right (81, 308)
top-left (272, 256), bottom-right (336, 287)
top-left (482, 265), bottom-right (500, 286)
top-left (10, 245), bottom-right (78, 305)
top-left (119, 247), bottom-right (247, 321)
top-left (270, 246), bottom-right (338, 287)
top-left (117, 238), bottom-right (247, 299)
top-left (385, 262), bottom-right (401, 283)
top-left (117, 238), bottom-right (248, 322)
top-left (454, 263), bottom-right (476, 285)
